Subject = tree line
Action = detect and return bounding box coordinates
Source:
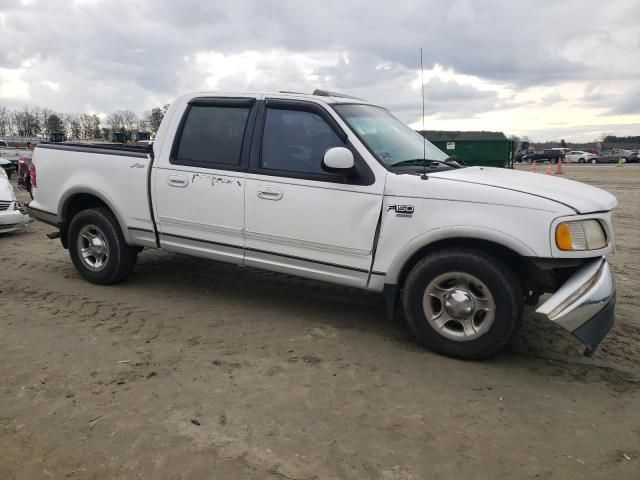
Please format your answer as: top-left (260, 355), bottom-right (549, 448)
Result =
top-left (0, 104), bottom-right (169, 140)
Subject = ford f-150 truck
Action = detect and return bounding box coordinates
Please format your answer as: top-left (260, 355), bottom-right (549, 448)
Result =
top-left (28, 90), bottom-right (618, 359)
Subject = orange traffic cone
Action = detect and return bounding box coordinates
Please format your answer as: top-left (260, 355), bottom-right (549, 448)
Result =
top-left (545, 164), bottom-right (554, 175)
top-left (531, 160), bottom-right (537, 173)
top-left (555, 157), bottom-right (564, 174)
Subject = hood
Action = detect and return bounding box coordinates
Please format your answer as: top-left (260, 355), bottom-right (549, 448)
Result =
top-left (0, 176), bottom-right (17, 201)
top-left (428, 167), bottom-right (617, 214)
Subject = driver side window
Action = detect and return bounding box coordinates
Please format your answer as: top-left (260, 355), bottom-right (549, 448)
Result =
top-left (261, 108), bottom-right (344, 175)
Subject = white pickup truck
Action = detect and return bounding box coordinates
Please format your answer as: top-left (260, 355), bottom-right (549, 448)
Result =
top-left (28, 90), bottom-right (617, 359)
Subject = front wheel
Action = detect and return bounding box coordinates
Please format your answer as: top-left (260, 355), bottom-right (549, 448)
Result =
top-left (68, 207), bottom-right (137, 284)
top-left (402, 249), bottom-right (522, 360)
top-left (591, 158), bottom-right (598, 164)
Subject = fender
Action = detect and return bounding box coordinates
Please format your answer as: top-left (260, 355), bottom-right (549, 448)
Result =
top-left (58, 185), bottom-right (133, 245)
top-left (382, 225), bottom-right (539, 286)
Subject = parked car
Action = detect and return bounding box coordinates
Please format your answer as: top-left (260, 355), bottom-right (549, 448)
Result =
top-left (521, 149), bottom-right (565, 163)
top-left (0, 140), bottom-right (30, 166)
top-left (564, 150), bottom-right (598, 163)
top-left (610, 149), bottom-right (638, 163)
top-left (0, 157), bottom-right (17, 179)
top-left (594, 150), bottom-right (625, 164)
top-left (0, 167), bottom-right (30, 233)
top-left (29, 90), bottom-right (617, 360)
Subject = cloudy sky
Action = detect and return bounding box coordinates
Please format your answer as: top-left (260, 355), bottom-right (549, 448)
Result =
top-left (1, 0), bottom-right (639, 141)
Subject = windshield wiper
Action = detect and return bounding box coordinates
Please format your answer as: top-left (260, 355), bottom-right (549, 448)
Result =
top-left (390, 158), bottom-right (464, 169)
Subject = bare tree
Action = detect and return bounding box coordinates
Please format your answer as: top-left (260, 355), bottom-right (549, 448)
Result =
top-left (39, 107), bottom-right (53, 137)
top-left (121, 110), bottom-right (139, 132)
top-left (106, 111), bottom-right (125, 133)
top-left (0, 106), bottom-right (9, 136)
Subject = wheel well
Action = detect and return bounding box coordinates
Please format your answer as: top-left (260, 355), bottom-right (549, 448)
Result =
top-left (396, 238), bottom-right (527, 289)
top-left (60, 193), bottom-right (109, 248)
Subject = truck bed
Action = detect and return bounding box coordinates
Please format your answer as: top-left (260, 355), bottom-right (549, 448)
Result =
top-left (29, 142), bottom-right (156, 248)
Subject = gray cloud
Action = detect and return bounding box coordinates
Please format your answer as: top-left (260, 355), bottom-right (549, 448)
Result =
top-left (0, 0), bottom-right (638, 139)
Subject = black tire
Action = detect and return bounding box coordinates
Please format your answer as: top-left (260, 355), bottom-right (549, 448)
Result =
top-left (402, 248), bottom-right (522, 360)
top-left (579, 158), bottom-right (585, 163)
top-left (68, 207), bottom-right (137, 285)
top-left (591, 158), bottom-right (598, 164)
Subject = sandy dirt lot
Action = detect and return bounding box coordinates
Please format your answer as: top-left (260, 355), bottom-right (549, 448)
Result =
top-left (1, 164), bottom-right (639, 479)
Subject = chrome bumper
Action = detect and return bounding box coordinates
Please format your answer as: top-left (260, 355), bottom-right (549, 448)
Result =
top-left (536, 257), bottom-right (615, 356)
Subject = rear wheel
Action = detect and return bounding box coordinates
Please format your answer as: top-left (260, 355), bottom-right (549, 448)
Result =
top-left (402, 248), bottom-right (522, 360)
top-left (68, 207), bottom-right (137, 284)
top-left (591, 158), bottom-right (598, 164)
top-left (579, 158), bottom-right (585, 163)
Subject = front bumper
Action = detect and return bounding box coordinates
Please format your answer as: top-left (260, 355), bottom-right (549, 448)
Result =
top-left (0, 209), bottom-right (30, 232)
top-left (536, 257), bottom-right (615, 356)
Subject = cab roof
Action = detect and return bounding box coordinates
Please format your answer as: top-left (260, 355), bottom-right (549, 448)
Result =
top-left (181, 89), bottom-right (375, 106)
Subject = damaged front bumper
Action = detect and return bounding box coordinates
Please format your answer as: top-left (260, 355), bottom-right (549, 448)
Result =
top-left (536, 257), bottom-right (615, 356)
top-left (0, 207), bottom-right (30, 233)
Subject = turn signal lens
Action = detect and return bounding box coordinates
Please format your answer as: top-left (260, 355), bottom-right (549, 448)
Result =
top-left (556, 223), bottom-right (573, 250)
top-left (556, 220), bottom-right (607, 251)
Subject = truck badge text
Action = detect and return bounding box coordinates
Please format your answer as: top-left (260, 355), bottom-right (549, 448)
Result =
top-left (387, 205), bottom-right (415, 217)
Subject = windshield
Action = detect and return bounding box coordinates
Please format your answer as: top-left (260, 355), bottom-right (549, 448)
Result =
top-left (332, 104), bottom-right (448, 167)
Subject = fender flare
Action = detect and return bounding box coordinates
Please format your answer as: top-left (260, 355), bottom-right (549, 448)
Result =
top-left (383, 225), bottom-right (539, 285)
top-left (58, 186), bottom-right (133, 244)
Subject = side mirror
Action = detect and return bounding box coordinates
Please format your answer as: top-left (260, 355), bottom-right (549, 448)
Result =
top-left (322, 147), bottom-right (354, 173)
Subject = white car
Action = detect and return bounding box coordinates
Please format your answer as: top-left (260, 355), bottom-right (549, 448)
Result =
top-left (28, 90), bottom-right (618, 360)
top-left (0, 168), bottom-right (30, 233)
top-left (565, 151), bottom-right (598, 163)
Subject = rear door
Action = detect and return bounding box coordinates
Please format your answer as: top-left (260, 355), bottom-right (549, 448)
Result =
top-left (153, 97), bottom-right (257, 263)
top-left (244, 99), bottom-right (384, 288)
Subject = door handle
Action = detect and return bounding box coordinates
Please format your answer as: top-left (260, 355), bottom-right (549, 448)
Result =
top-left (167, 175), bottom-right (188, 188)
top-left (257, 186), bottom-right (283, 201)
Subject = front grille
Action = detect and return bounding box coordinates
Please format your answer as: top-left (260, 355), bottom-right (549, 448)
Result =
top-left (0, 201), bottom-right (12, 211)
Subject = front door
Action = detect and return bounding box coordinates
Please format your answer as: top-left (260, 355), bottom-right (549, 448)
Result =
top-left (244, 100), bottom-right (384, 288)
top-left (153, 97), bottom-right (257, 263)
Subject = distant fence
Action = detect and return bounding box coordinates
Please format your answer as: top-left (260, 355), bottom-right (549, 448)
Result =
top-left (1, 136), bottom-right (43, 146)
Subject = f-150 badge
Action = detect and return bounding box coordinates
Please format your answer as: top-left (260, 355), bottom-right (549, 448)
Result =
top-left (387, 205), bottom-right (414, 217)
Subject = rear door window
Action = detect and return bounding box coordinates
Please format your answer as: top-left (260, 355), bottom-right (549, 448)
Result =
top-left (173, 105), bottom-right (251, 168)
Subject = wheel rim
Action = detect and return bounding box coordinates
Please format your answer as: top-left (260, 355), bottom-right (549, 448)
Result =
top-left (591, 159), bottom-right (597, 164)
top-left (422, 272), bottom-right (496, 342)
top-left (77, 224), bottom-right (109, 271)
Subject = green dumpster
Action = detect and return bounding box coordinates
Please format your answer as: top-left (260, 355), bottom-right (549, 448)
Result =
top-left (420, 131), bottom-right (515, 168)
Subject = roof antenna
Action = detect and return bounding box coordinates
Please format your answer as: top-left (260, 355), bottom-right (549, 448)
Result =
top-left (420, 47), bottom-right (428, 180)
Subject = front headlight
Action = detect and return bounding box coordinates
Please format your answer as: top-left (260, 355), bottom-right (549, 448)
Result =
top-left (556, 220), bottom-right (607, 251)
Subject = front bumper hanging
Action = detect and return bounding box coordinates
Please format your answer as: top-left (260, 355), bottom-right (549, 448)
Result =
top-left (536, 257), bottom-right (615, 356)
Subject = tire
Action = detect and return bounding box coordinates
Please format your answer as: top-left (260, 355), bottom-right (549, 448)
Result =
top-left (402, 248), bottom-right (522, 360)
top-left (579, 158), bottom-right (585, 163)
top-left (591, 158), bottom-right (598, 164)
top-left (68, 207), bottom-right (137, 285)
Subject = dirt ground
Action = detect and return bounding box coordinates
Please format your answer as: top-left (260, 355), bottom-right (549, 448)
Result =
top-left (1, 164), bottom-right (639, 480)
